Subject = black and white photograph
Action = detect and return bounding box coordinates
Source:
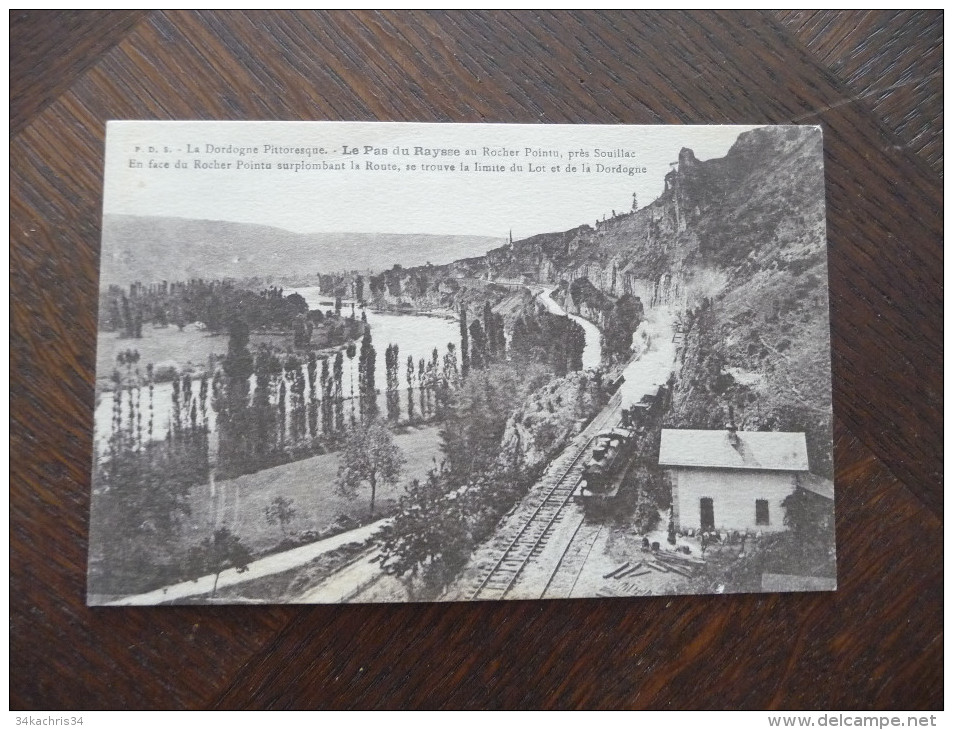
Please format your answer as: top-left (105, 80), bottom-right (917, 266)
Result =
top-left (88, 121), bottom-right (835, 605)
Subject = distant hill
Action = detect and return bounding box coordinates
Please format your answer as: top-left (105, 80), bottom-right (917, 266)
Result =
top-left (99, 215), bottom-right (504, 287)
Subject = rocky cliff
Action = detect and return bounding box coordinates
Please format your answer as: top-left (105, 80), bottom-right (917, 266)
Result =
top-left (355, 127), bottom-right (831, 473)
top-left (454, 125), bottom-right (832, 475)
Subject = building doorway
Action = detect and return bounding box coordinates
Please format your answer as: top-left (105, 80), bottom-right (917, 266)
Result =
top-left (700, 497), bottom-right (715, 531)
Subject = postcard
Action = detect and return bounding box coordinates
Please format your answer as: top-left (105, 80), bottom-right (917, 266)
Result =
top-left (88, 121), bottom-right (834, 604)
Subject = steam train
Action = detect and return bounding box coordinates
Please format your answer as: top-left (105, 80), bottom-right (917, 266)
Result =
top-left (573, 427), bottom-right (636, 503)
top-left (573, 384), bottom-right (670, 506)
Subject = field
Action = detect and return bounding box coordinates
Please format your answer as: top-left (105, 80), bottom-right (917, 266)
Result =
top-left (182, 424), bottom-right (444, 554)
top-left (97, 325), bottom-right (229, 381)
top-left (97, 324), bottom-right (306, 386)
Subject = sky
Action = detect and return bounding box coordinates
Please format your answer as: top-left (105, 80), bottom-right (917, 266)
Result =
top-left (104, 121), bottom-right (762, 241)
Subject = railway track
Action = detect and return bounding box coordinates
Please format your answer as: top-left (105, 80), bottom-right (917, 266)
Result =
top-left (468, 434), bottom-right (595, 600)
top-left (467, 394), bottom-right (624, 601)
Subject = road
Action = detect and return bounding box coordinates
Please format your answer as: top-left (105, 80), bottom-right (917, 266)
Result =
top-left (534, 286), bottom-right (602, 370)
top-left (100, 518), bottom-right (390, 605)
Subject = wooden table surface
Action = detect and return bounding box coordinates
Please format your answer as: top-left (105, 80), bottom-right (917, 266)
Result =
top-left (10, 11), bottom-right (942, 710)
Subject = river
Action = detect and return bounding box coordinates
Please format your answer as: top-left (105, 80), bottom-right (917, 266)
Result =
top-left (94, 289), bottom-right (460, 453)
top-left (285, 287), bottom-right (460, 401)
top-left (94, 285), bottom-right (606, 453)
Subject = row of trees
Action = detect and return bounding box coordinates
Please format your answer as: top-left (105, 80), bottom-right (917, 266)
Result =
top-left (458, 302), bottom-right (508, 376)
top-left (92, 352), bottom-right (213, 594)
top-left (100, 280), bottom-right (311, 336)
top-left (510, 310), bottom-right (586, 375)
top-left (213, 316), bottom-right (465, 478)
top-left (100, 309), bottom-right (466, 498)
top-left (215, 320), bottom-right (383, 478)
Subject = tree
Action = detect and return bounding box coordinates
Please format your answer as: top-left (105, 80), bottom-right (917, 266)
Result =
top-left (604, 294), bottom-right (644, 363)
top-left (483, 302), bottom-right (495, 360)
top-left (292, 313), bottom-right (312, 348)
top-left (385, 343), bottom-right (401, 422)
top-left (406, 354), bottom-right (416, 421)
top-left (306, 350), bottom-right (318, 437)
top-left (346, 341), bottom-right (357, 426)
top-left (491, 313), bottom-right (506, 361)
top-left (214, 317), bottom-right (254, 477)
top-left (286, 292), bottom-right (308, 314)
top-left (418, 358), bottom-right (428, 416)
top-left (439, 362), bottom-right (548, 486)
top-left (358, 329), bottom-right (377, 420)
top-left (469, 319), bottom-right (487, 371)
top-left (336, 418), bottom-right (404, 518)
top-left (320, 357), bottom-right (332, 435)
top-left (375, 468), bottom-right (472, 594)
top-left (265, 496), bottom-right (298, 537)
top-left (443, 341), bottom-right (458, 384)
top-left (334, 350), bottom-right (345, 431)
top-left (459, 302), bottom-right (470, 378)
top-left (188, 526), bottom-right (251, 598)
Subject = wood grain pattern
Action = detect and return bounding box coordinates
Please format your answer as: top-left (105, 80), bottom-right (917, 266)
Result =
top-left (10, 10), bottom-right (942, 709)
top-left (775, 10), bottom-right (943, 175)
top-left (9, 10), bottom-right (150, 137)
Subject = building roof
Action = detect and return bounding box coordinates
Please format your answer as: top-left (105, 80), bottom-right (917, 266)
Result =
top-left (797, 472), bottom-right (835, 500)
top-left (658, 429), bottom-right (809, 471)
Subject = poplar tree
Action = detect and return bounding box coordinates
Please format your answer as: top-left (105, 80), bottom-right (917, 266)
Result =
top-left (483, 302), bottom-right (495, 360)
top-left (216, 317), bottom-right (253, 476)
top-left (345, 341), bottom-right (357, 427)
top-left (358, 329), bottom-right (377, 420)
top-left (469, 319), bottom-right (487, 371)
top-left (406, 354), bottom-right (416, 421)
top-left (459, 302), bottom-right (469, 378)
top-left (334, 350), bottom-right (344, 431)
top-left (307, 350), bottom-right (318, 438)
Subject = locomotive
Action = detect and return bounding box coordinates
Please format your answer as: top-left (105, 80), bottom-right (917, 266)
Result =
top-left (574, 427), bottom-right (636, 503)
top-left (573, 384), bottom-right (669, 506)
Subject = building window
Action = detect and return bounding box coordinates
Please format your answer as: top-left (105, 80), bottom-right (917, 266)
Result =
top-left (755, 499), bottom-right (770, 526)
top-left (700, 497), bottom-right (715, 531)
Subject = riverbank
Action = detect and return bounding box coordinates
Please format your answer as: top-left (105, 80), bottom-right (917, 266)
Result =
top-left (368, 306), bottom-right (457, 321)
top-left (96, 320), bottom-right (366, 393)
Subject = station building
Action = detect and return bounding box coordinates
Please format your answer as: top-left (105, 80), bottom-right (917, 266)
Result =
top-left (659, 427), bottom-right (811, 533)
